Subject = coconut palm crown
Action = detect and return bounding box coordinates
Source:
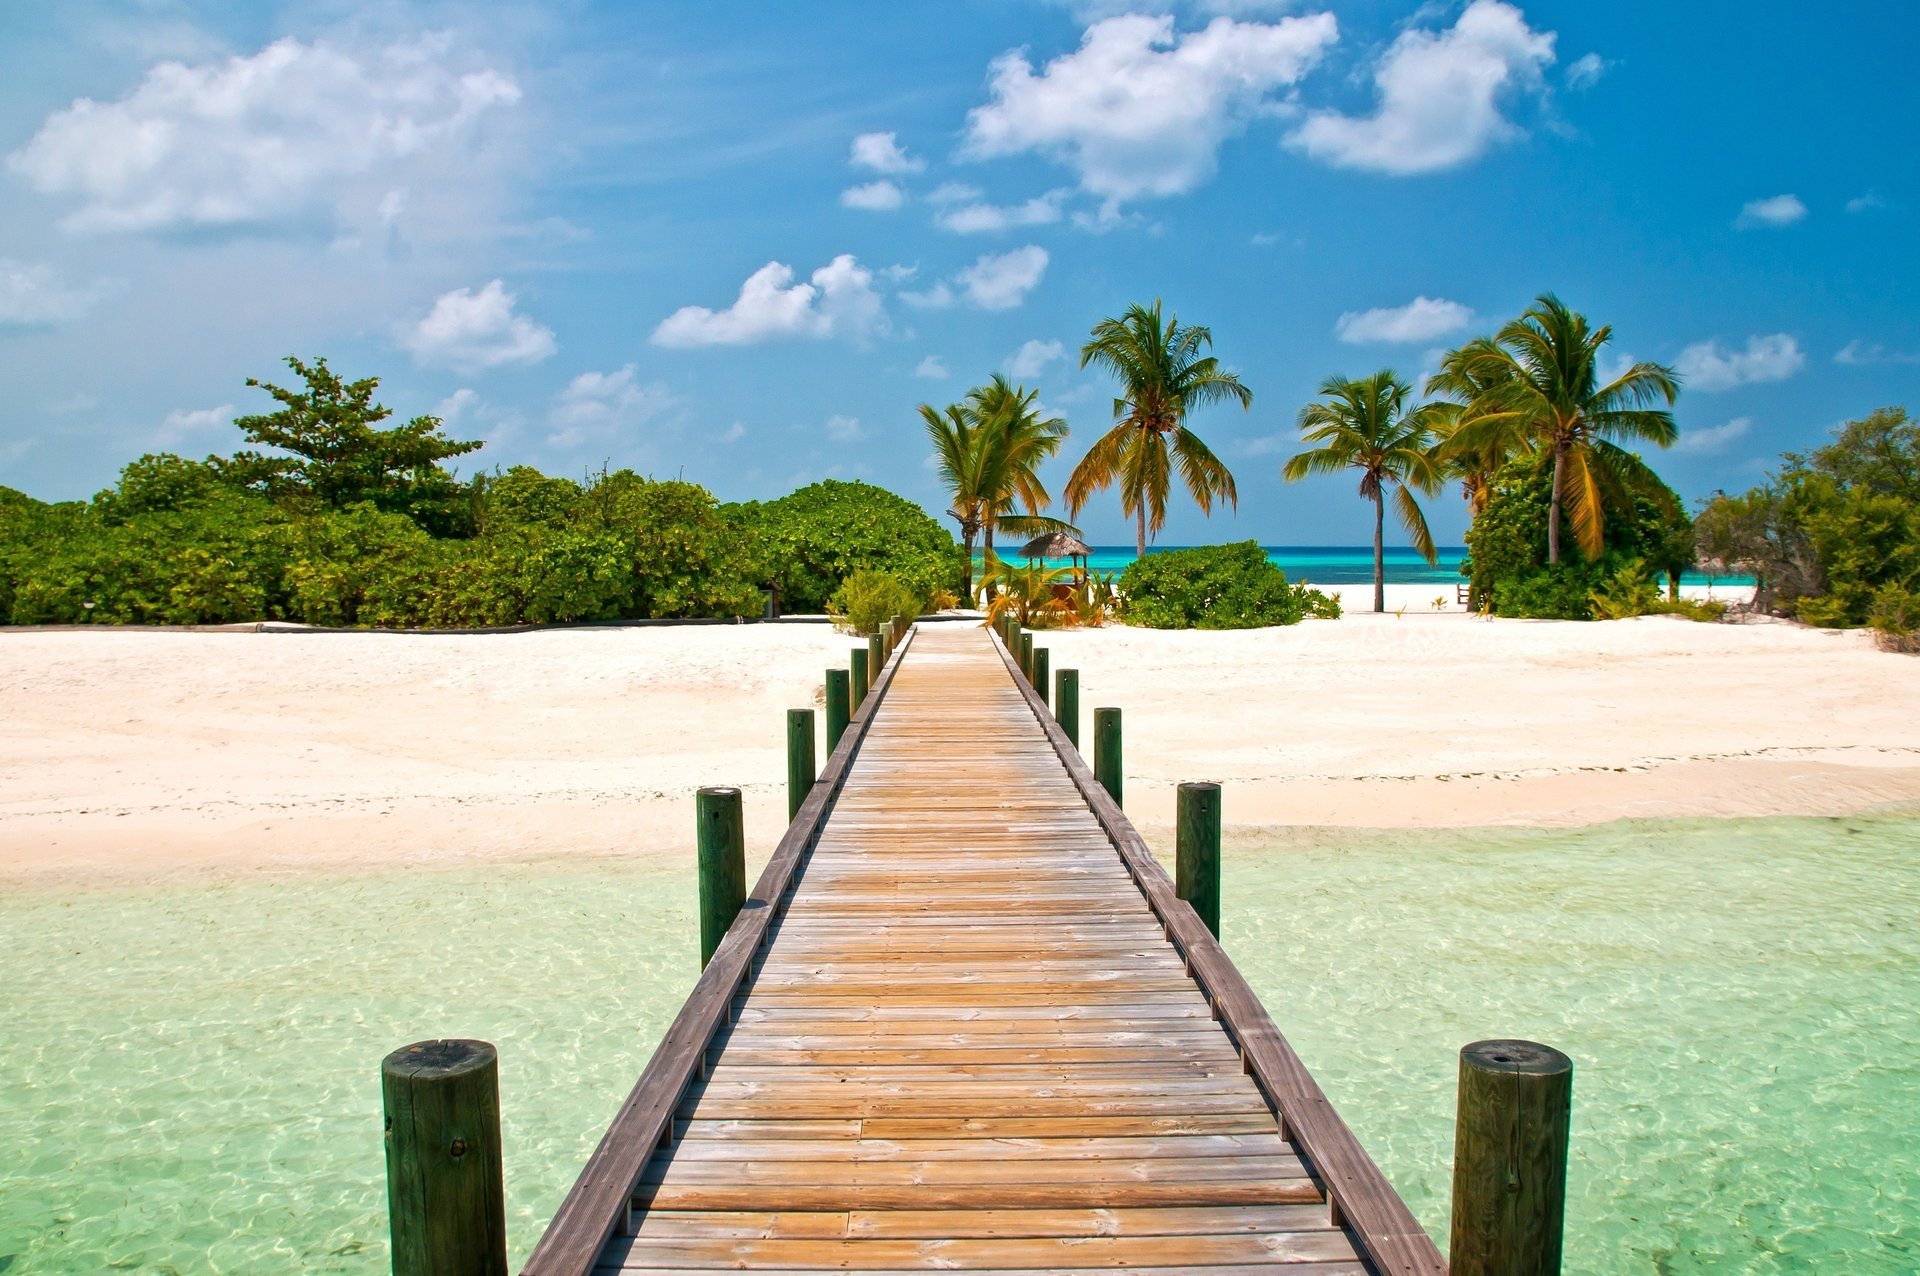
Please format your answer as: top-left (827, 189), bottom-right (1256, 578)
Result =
top-left (1283, 370), bottom-right (1444, 614)
top-left (922, 375), bottom-right (1071, 603)
top-left (1065, 301), bottom-right (1250, 556)
top-left (1445, 295), bottom-right (1680, 563)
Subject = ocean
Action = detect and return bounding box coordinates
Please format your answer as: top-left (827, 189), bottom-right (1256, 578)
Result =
top-left (997, 545), bottom-right (1751, 587)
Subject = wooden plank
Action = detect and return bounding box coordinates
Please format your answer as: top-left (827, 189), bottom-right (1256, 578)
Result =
top-left (598, 1231), bottom-right (1360, 1269)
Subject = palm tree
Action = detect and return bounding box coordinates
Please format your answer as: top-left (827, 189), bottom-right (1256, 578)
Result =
top-left (1065, 301), bottom-right (1250, 557)
top-left (1447, 295), bottom-right (1680, 563)
top-left (1425, 337), bottom-right (1533, 518)
top-left (965, 374), bottom-right (1070, 566)
top-left (921, 401), bottom-right (992, 600)
top-left (1283, 371), bottom-right (1444, 613)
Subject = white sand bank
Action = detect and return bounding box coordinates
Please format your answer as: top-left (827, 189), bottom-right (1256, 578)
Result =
top-left (3, 611), bottom-right (1914, 886)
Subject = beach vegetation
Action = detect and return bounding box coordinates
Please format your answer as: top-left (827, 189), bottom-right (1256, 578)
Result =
top-left (1282, 370), bottom-right (1445, 613)
top-left (830, 569), bottom-right (924, 634)
top-left (1066, 301), bottom-right (1249, 556)
top-left (980, 554), bottom-right (1075, 628)
top-left (725, 479), bottom-right (962, 615)
top-left (1118, 541), bottom-right (1339, 629)
top-left (1434, 295), bottom-right (1680, 565)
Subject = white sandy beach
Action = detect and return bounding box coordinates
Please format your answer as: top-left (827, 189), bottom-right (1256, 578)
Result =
top-left (3, 607), bottom-right (1916, 887)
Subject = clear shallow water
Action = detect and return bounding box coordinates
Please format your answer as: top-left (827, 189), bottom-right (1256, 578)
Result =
top-left (1, 815), bottom-right (1913, 1274)
top-left (1228, 814), bottom-right (1920, 1273)
top-left (991, 545), bottom-right (1753, 587)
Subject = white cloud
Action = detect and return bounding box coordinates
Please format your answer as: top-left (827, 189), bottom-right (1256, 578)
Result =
top-left (1237, 433), bottom-right (1293, 457)
top-left (901, 281), bottom-right (956, 310)
top-left (1335, 296), bottom-right (1474, 344)
top-left (157, 403), bottom-right (233, 444)
top-left (401, 280), bottom-right (556, 371)
top-left (0, 259), bottom-right (104, 325)
top-left (547, 365), bottom-right (676, 447)
top-left (849, 132), bottom-right (924, 174)
top-left (956, 245), bottom-right (1050, 310)
top-left (1564, 52), bottom-right (1607, 90)
top-left (928, 183), bottom-right (985, 205)
top-left (1676, 334), bottom-right (1805, 391)
top-left (1734, 194), bottom-right (1807, 230)
top-left (1847, 191), bottom-right (1887, 213)
top-left (963, 13), bottom-right (1338, 203)
top-left (1288, 1), bottom-right (1556, 176)
top-left (651, 254), bottom-right (884, 347)
top-left (841, 180), bottom-right (906, 212)
top-left (719, 422), bottom-right (746, 444)
top-left (1676, 417), bottom-right (1752, 455)
top-left (7, 36), bottom-right (518, 234)
top-left (1835, 340), bottom-right (1920, 366)
top-left (936, 189), bottom-right (1068, 234)
top-left (1008, 338), bottom-right (1067, 377)
top-left (915, 355), bottom-right (950, 379)
top-left (825, 414), bottom-right (865, 442)
top-left (434, 388), bottom-right (479, 425)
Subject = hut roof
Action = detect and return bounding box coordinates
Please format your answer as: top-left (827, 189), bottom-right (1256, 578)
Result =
top-left (1019, 530), bottom-right (1093, 559)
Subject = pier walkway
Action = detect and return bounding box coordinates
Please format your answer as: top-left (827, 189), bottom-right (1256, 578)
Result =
top-left (523, 624), bottom-right (1445, 1276)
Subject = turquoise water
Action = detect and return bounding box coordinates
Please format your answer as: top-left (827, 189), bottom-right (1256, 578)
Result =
top-left (2, 814), bottom-right (1914, 1273)
top-left (997, 545), bottom-right (1752, 587)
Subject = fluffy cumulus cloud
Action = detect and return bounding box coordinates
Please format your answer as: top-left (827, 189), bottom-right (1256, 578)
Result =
top-left (841, 180), bottom-right (905, 212)
top-left (825, 414), bottom-right (865, 443)
top-left (0, 259), bottom-right (104, 325)
top-left (1287, 1), bottom-right (1555, 175)
top-left (1735, 194), bottom-right (1808, 230)
top-left (652, 254), bottom-right (884, 347)
top-left (1335, 296), bottom-right (1474, 344)
top-left (548, 365), bottom-right (677, 448)
top-left (401, 280), bottom-right (556, 371)
top-left (7, 36), bottom-right (519, 233)
top-left (1675, 334), bottom-right (1805, 392)
top-left (1564, 52), bottom-right (1607, 89)
top-left (934, 189), bottom-right (1067, 234)
top-left (915, 355), bottom-right (950, 379)
top-left (1836, 339), bottom-right (1920, 366)
top-left (957, 246), bottom-right (1050, 310)
top-left (1008, 339), bottom-right (1067, 377)
top-left (849, 132), bottom-right (924, 174)
top-left (963, 13), bottom-right (1338, 203)
top-left (157, 403), bottom-right (233, 444)
top-left (1675, 417), bottom-right (1752, 455)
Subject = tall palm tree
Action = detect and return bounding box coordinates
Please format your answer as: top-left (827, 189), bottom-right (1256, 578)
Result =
top-left (1283, 371), bottom-right (1444, 613)
top-left (965, 374), bottom-right (1070, 565)
top-left (921, 401), bottom-right (992, 600)
top-left (1424, 337), bottom-right (1533, 518)
top-left (1447, 295), bottom-right (1680, 563)
top-left (1065, 301), bottom-right (1250, 557)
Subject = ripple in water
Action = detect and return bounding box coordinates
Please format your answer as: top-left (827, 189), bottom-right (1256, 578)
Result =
top-left (1, 815), bottom-right (1914, 1273)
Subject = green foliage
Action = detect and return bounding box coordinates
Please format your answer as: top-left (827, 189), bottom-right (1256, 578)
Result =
top-left (1648, 596), bottom-right (1728, 623)
top-left (831, 570), bottom-right (924, 634)
top-left (726, 480), bottom-right (961, 613)
top-left (1118, 541), bottom-right (1338, 629)
top-left (1868, 584), bottom-right (1920, 653)
top-left (1589, 558), bottom-right (1660, 620)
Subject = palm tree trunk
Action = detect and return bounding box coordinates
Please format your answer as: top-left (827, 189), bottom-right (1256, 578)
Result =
top-left (1135, 503), bottom-right (1147, 559)
top-left (960, 529), bottom-right (975, 602)
top-left (1373, 490), bottom-right (1385, 614)
top-left (1548, 442), bottom-right (1567, 565)
top-left (982, 523), bottom-right (995, 602)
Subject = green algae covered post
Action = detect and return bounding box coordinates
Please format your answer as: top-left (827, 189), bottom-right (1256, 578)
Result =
top-left (382, 1038), bottom-right (507, 1276)
top-left (1176, 781), bottom-right (1222, 937)
top-left (825, 669), bottom-right (850, 753)
top-left (695, 786), bottom-right (746, 968)
top-left (786, 709), bottom-right (816, 821)
top-left (1450, 1039), bottom-right (1573, 1276)
top-left (1032, 647), bottom-right (1050, 710)
top-left (1055, 668), bottom-right (1080, 747)
top-left (1094, 707), bottom-right (1122, 807)
top-left (851, 647), bottom-right (870, 710)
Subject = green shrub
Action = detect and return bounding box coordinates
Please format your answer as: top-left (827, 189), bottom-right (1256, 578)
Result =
top-left (1869, 584), bottom-right (1920, 653)
top-left (726, 480), bottom-right (961, 612)
top-left (1648, 596), bottom-right (1728, 623)
top-left (1118, 542), bottom-right (1337, 629)
top-left (831, 570), bottom-right (923, 634)
top-left (1589, 558), bottom-right (1659, 620)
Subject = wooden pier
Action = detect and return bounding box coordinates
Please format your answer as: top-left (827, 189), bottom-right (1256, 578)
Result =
top-left (520, 623), bottom-right (1449, 1276)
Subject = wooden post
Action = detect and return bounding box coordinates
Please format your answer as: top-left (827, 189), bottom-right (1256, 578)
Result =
top-left (695, 787), bottom-right (746, 968)
top-left (892, 613), bottom-right (907, 644)
top-left (868, 632), bottom-right (885, 682)
top-left (383, 1038), bottom-right (507, 1276)
top-left (851, 647), bottom-right (870, 710)
top-left (1019, 631), bottom-right (1034, 682)
top-left (786, 709), bottom-right (815, 821)
top-left (1032, 647), bottom-right (1050, 710)
top-left (1176, 781), bottom-right (1222, 937)
top-left (1055, 669), bottom-right (1080, 747)
top-left (1094, 707), bottom-right (1123, 807)
top-left (1450, 1039), bottom-right (1573, 1276)
top-left (825, 669), bottom-right (850, 754)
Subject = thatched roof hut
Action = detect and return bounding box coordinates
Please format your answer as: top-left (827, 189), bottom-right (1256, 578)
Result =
top-left (1018, 531), bottom-right (1092, 561)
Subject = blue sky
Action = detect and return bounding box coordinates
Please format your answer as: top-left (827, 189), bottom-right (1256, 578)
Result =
top-left (2, 1), bottom-right (1915, 547)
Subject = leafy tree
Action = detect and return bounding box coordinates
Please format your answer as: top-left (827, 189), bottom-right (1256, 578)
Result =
top-left (221, 356), bottom-right (483, 533)
top-left (1444, 296), bottom-right (1679, 563)
top-left (726, 480), bottom-right (961, 613)
top-left (1282, 370), bottom-right (1444, 613)
top-left (1425, 337), bottom-right (1534, 518)
top-left (1066, 301), bottom-right (1249, 555)
top-left (923, 379), bottom-right (1073, 601)
top-left (1118, 542), bottom-right (1338, 629)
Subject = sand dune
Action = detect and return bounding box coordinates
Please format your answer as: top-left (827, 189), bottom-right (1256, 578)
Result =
top-left (3, 611), bottom-right (1915, 886)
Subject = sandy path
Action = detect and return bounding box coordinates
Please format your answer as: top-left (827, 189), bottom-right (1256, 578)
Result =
top-left (3, 614), bottom-right (1915, 886)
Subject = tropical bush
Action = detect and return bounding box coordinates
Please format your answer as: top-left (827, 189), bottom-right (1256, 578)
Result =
top-left (725, 479), bottom-right (962, 614)
top-left (1118, 542), bottom-right (1338, 629)
top-left (1869, 584), bottom-right (1920, 653)
top-left (831, 570), bottom-right (923, 635)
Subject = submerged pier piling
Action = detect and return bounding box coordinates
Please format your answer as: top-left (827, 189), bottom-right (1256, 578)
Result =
top-left (696, 786), bottom-right (745, 968)
top-left (382, 1038), bottom-right (507, 1276)
top-left (1450, 1039), bottom-right (1573, 1276)
top-left (1176, 781), bottom-right (1222, 937)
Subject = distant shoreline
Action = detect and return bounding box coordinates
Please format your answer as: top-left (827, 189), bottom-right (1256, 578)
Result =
top-left (988, 544), bottom-right (1758, 587)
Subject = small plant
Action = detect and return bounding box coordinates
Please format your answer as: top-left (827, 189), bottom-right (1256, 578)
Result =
top-left (1433, 595), bottom-right (1447, 611)
top-left (1647, 596), bottom-right (1729, 623)
top-left (1590, 558), bottom-right (1659, 620)
top-left (830, 570), bottom-right (923, 634)
top-left (980, 554), bottom-right (1073, 628)
top-left (1869, 584), bottom-right (1920, 653)
top-left (927, 587), bottom-right (960, 611)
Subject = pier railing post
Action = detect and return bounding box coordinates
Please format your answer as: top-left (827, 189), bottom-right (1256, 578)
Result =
top-left (851, 647), bottom-right (870, 710)
top-left (1450, 1039), bottom-right (1573, 1276)
top-left (696, 787), bottom-right (746, 968)
top-left (786, 708), bottom-right (816, 821)
top-left (382, 1038), bottom-right (507, 1276)
top-left (825, 669), bottom-right (850, 754)
top-left (1055, 669), bottom-right (1079, 747)
top-left (1094, 707), bottom-right (1123, 807)
top-left (868, 632), bottom-right (885, 682)
top-left (1033, 647), bottom-right (1050, 710)
top-left (1176, 781), bottom-right (1222, 937)
top-left (891, 613), bottom-right (907, 644)
top-left (1019, 631), bottom-right (1034, 682)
